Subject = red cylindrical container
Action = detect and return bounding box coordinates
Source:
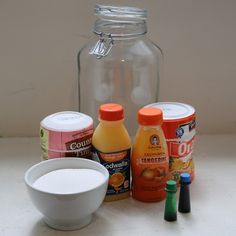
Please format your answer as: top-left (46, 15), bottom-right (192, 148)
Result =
top-left (145, 102), bottom-right (196, 182)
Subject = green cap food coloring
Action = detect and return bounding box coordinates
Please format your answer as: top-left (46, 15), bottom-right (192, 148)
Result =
top-left (164, 180), bottom-right (177, 222)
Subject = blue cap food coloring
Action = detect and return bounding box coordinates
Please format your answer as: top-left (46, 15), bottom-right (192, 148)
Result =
top-left (180, 173), bottom-right (191, 184)
top-left (178, 173), bottom-right (191, 213)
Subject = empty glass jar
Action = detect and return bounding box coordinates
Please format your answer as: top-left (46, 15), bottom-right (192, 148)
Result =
top-left (78, 4), bottom-right (163, 137)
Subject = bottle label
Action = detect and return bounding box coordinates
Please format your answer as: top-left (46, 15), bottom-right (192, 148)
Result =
top-left (92, 148), bottom-right (131, 196)
top-left (134, 155), bottom-right (168, 192)
top-left (131, 132), bottom-right (169, 199)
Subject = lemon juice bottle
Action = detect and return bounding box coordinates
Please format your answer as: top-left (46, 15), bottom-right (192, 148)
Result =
top-left (92, 103), bottom-right (131, 201)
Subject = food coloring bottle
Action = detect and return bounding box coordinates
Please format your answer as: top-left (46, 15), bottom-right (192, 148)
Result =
top-left (164, 180), bottom-right (177, 221)
top-left (178, 173), bottom-right (191, 213)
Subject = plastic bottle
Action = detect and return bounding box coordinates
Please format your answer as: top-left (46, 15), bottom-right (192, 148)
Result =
top-left (92, 103), bottom-right (131, 201)
top-left (164, 180), bottom-right (177, 221)
top-left (178, 173), bottom-right (191, 213)
top-left (131, 107), bottom-right (169, 202)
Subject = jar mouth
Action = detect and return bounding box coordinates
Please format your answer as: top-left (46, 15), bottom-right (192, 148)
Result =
top-left (95, 4), bottom-right (147, 20)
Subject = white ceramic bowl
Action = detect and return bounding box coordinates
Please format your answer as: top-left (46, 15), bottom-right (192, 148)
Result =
top-left (24, 158), bottom-right (109, 230)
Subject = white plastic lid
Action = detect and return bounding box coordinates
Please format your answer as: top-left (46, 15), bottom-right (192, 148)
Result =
top-left (40, 111), bottom-right (93, 132)
top-left (145, 102), bottom-right (195, 120)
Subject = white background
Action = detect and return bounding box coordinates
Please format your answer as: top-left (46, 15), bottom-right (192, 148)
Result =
top-left (0, 0), bottom-right (235, 136)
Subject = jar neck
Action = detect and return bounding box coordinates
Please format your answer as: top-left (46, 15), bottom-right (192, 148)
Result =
top-left (94, 19), bottom-right (147, 39)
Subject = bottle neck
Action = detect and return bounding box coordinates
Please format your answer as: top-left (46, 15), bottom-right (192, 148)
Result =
top-left (165, 186), bottom-right (177, 194)
top-left (139, 124), bottom-right (162, 131)
top-left (166, 191), bottom-right (177, 195)
top-left (99, 119), bottom-right (124, 126)
top-left (94, 18), bottom-right (147, 40)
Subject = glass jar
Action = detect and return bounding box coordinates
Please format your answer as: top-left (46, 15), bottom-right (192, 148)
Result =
top-left (78, 4), bottom-right (163, 137)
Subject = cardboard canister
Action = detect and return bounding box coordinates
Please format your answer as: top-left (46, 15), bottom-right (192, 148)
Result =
top-left (40, 111), bottom-right (93, 160)
top-left (145, 102), bottom-right (196, 182)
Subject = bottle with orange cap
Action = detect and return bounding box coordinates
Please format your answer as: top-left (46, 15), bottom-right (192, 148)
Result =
top-left (92, 103), bottom-right (131, 201)
top-left (131, 107), bottom-right (169, 202)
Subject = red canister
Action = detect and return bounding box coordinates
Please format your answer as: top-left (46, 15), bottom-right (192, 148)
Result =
top-left (145, 102), bottom-right (196, 182)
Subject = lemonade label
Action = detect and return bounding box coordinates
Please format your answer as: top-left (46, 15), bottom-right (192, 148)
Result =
top-left (92, 148), bottom-right (131, 196)
top-left (165, 118), bottom-right (196, 182)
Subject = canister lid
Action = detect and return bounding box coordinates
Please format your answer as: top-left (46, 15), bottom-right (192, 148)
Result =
top-left (95, 4), bottom-right (147, 20)
top-left (145, 102), bottom-right (195, 121)
top-left (40, 111), bottom-right (93, 132)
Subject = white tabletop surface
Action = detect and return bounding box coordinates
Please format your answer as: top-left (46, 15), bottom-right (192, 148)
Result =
top-left (1, 135), bottom-right (236, 236)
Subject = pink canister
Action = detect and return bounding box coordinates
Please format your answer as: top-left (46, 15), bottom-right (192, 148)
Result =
top-left (40, 111), bottom-right (93, 160)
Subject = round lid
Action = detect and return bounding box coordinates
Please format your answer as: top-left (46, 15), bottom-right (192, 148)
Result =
top-left (145, 102), bottom-right (195, 121)
top-left (40, 111), bottom-right (93, 132)
top-left (180, 173), bottom-right (191, 184)
top-left (95, 4), bottom-right (147, 20)
top-left (138, 107), bottom-right (163, 126)
top-left (99, 103), bottom-right (124, 121)
top-left (165, 180), bottom-right (177, 192)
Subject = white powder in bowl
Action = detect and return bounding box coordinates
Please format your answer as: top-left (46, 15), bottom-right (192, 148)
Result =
top-left (33, 169), bottom-right (105, 194)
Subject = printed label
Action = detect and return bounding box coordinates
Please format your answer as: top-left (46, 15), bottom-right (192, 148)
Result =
top-left (65, 134), bottom-right (92, 158)
top-left (134, 155), bottom-right (168, 192)
top-left (39, 126), bottom-right (93, 159)
top-left (92, 148), bottom-right (130, 196)
top-left (168, 137), bottom-right (194, 158)
top-left (165, 119), bottom-right (196, 182)
top-left (40, 127), bottom-right (49, 150)
top-left (131, 132), bottom-right (169, 196)
top-left (40, 127), bottom-right (49, 159)
top-left (166, 119), bottom-right (196, 158)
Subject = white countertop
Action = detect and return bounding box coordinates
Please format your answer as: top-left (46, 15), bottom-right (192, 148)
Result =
top-left (1, 135), bottom-right (236, 236)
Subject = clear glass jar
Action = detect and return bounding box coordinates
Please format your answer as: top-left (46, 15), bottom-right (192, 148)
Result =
top-left (78, 4), bottom-right (163, 137)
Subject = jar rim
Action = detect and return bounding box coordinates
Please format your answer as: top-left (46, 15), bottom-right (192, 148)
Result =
top-left (95, 4), bottom-right (147, 20)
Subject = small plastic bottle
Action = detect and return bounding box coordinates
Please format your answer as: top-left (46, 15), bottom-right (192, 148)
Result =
top-left (178, 173), bottom-right (191, 213)
top-left (131, 107), bottom-right (169, 202)
top-left (164, 180), bottom-right (177, 222)
top-left (92, 103), bottom-right (131, 201)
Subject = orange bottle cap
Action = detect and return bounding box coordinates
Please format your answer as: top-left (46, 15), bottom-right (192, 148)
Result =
top-left (99, 103), bottom-right (124, 121)
top-left (138, 107), bottom-right (163, 126)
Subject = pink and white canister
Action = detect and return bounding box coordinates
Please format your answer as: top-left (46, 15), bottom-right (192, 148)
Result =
top-left (40, 111), bottom-right (93, 160)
